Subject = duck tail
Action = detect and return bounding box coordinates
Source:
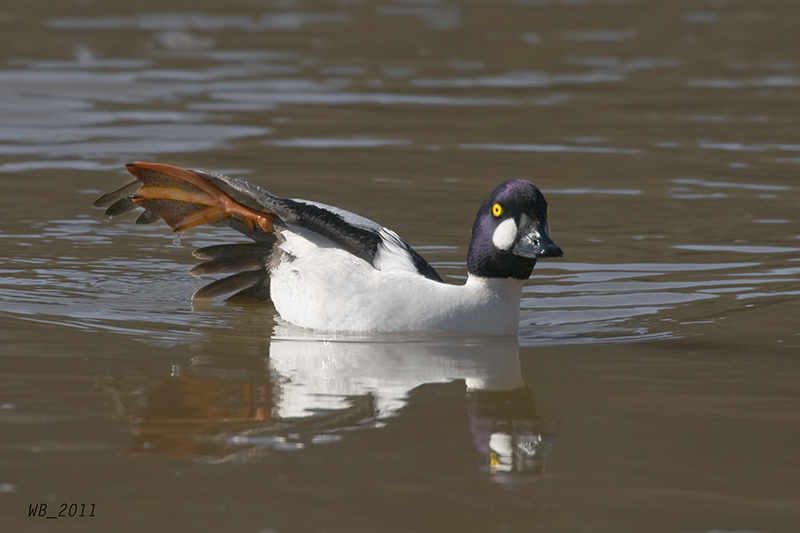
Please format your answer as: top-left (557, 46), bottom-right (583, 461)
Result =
top-left (95, 161), bottom-right (277, 235)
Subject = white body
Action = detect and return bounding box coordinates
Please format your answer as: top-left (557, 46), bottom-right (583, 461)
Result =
top-left (270, 226), bottom-right (526, 335)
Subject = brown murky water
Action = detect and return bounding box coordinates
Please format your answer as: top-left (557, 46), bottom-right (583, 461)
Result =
top-left (1, 1), bottom-right (799, 532)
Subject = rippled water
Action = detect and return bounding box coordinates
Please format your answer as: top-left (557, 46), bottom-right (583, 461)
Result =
top-left (1, 1), bottom-right (799, 532)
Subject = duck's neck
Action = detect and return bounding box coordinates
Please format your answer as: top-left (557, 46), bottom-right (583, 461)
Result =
top-left (458, 276), bottom-right (526, 335)
top-left (466, 244), bottom-right (537, 280)
top-left (465, 275), bottom-right (527, 297)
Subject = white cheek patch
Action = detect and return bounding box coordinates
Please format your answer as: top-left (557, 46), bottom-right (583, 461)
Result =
top-left (492, 218), bottom-right (518, 250)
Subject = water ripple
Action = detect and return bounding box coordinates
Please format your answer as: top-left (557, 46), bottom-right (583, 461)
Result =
top-left (412, 71), bottom-right (625, 88)
top-left (674, 244), bottom-right (800, 254)
top-left (671, 178), bottom-right (789, 191)
top-left (209, 91), bottom-right (517, 107)
top-left (267, 137), bottom-right (410, 149)
top-left (688, 77), bottom-right (800, 89)
top-left (519, 259), bottom-right (797, 345)
top-left (698, 140), bottom-right (800, 153)
top-left (47, 12), bottom-right (350, 31)
top-left (460, 143), bottom-right (640, 155)
top-left (376, 6), bottom-right (460, 30)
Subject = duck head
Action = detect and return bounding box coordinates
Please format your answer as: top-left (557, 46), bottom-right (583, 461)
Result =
top-left (467, 180), bottom-right (563, 280)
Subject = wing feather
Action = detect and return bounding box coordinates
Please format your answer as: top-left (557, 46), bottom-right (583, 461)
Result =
top-left (94, 162), bottom-right (443, 302)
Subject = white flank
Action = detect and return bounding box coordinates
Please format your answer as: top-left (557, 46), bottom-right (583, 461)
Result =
top-left (270, 226), bottom-right (526, 334)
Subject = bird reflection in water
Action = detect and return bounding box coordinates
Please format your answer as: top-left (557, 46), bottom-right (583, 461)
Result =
top-left (468, 386), bottom-right (558, 480)
top-left (101, 327), bottom-right (558, 478)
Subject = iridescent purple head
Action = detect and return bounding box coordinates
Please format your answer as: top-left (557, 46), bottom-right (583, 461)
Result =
top-left (467, 180), bottom-right (562, 279)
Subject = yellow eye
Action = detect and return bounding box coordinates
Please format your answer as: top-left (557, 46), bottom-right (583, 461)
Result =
top-left (492, 203), bottom-right (503, 217)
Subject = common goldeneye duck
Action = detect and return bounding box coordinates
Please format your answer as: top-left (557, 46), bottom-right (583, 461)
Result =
top-left (95, 162), bottom-right (563, 335)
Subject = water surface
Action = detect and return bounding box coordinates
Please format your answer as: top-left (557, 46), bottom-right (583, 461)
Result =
top-left (1, 1), bottom-right (799, 532)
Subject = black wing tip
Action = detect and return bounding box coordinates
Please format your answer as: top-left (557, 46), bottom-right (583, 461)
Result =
top-left (93, 180), bottom-right (142, 208)
top-left (192, 242), bottom-right (274, 261)
top-left (188, 258), bottom-right (263, 278)
top-left (189, 242), bottom-right (273, 300)
top-left (135, 210), bottom-right (160, 225)
top-left (191, 270), bottom-right (269, 300)
top-left (104, 197), bottom-right (139, 217)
